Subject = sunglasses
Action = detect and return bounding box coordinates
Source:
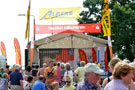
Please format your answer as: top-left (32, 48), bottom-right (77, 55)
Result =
top-left (65, 81), bottom-right (71, 83)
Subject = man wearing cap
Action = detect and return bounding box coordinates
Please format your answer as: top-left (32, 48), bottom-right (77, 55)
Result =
top-left (75, 63), bottom-right (104, 90)
top-left (10, 64), bottom-right (24, 90)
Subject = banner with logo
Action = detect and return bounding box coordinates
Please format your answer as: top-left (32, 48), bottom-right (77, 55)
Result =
top-left (39, 7), bottom-right (81, 21)
top-left (35, 23), bottom-right (101, 34)
top-left (14, 38), bottom-right (21, 65)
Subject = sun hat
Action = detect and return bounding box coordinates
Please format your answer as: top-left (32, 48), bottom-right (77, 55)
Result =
top-left (84, 63), bottom-right (104, 74)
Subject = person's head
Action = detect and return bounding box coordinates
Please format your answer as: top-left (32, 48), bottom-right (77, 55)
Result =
top-left (64, 75), bottom-right (72, 86)
top-left (49, 60), bottom-right (55, 68)
top-left (26, 65), bottom-right (32, 72)
top-left (60, 63), bottom-right (65, 69)
top-left (109, 57), bottom-right (121, 73)
top-left (3, 73), bottom-right (8, 79)
top-left (0, 68), bottom-right (4, 72)
top-left (14, 64), bottom-right (20, 70)
top-left (113, 62), bottom-right (134, 85)
top-left (84, 63), bottom-right (104, 85)
top-left (27, 75), bottom-right (33, 83)
top-left (24, 75), bottom-right (28, 81)
top-left (51, 81), bottom-right (59, 90)
top-left (35, 64), bottom-right (39, 69)
top-left (6, 65), bottom-right (9, 69)
top-left (123, 59), bottom-right (130, 63)
top-left (80, 61), bottom-right (86, 67)
top-left (42, 63), bottom-right (47, 68)
top-left (65, 63), bottom-right (71, 71)
top-left (57, 62), bottom-right (61, 67)
top-left (39, 75), bottom-right (44, 82)
top-left (129, 62), bottom-right (135, 81)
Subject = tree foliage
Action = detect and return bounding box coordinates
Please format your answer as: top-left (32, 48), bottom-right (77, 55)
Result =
top-left (78, 0), bottom-right (135, 61)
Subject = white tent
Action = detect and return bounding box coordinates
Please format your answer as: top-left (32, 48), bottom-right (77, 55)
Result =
top-left (34, 33), bottom-right (108, 48)
top-left (0, 55), bottom-right (6, 69)
top-left (31, 33), bottom-right (108, 66)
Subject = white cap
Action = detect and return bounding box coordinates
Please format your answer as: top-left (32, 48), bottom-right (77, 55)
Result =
top-left (14, 64), bottom-right (20, 70)
top-left (84, 63), bottom-right (104, 74)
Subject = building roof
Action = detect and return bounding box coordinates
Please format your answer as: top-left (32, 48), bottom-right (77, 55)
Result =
top-left (34, 33), bottom-right (108, 48)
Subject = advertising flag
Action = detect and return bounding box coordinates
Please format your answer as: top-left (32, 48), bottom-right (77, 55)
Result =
top-left (101, 4), bottom-right (111, 36)
top-left (0, 41), bottom-right (7, 58)
top-left (39, 7), bottom-right (81, 21)
top-left (78, 49), bottom-right (87, 63)
top-left (92, 48), bottom-right (97, 63)
top-left (14, 38), bottom-right (21, 65)
top-left (25, 0), bottom-right (31, 40)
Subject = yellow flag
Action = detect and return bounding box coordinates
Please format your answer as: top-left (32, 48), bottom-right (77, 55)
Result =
top-left (25, 0), bottom-right (30, 40)
top-left (101, 4), bottom-right (111, 36)
top-left (39, 7), bottom-right (81, 21)
top-left (104, 0), bottom-right (108, 4)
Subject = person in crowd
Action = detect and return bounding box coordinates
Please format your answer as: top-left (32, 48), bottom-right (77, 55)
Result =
top-left (9, 64), bottom-right (23, 90)
top-left (123, 59), bottom-right (131, 63)
top-left (24, 75), bottom-right (33, 90)
top-left (64, 63), bottom-right (73, 83)
top-left (25, 66), bottom-right (32, 76)
top-left (62, 75), bottom-right (75, 90)
top-left (32, 75), bottom-right (46, 90)
top-left (60, 63), bottom-right (66, 88)
top-left (23, 75), bottom-right (28, 89)
top-left (74, 61), bottom-right (85, 83)
top-left (37, 63), bottom-right (47, 76)
top-left (44, 60), bottom-right (57, 86)
top-left (31, 64), bottom-right (39, 82)
top-left (5, 65), bottom-right (10, 73)
top-left (104, 62), bottom-right (134, 90)
top-left (75, 63), bottom-right (104, 90)
top-left (55, 62), bottom-right (61, 83)
top-left (51, 81), bottom-right (59, 90)
top-left (0, 73), bottom-right (8, 90)
top-left (0, 68), bottom-right (4, 76)
top-left (102, 57), bottom-right (121, 88)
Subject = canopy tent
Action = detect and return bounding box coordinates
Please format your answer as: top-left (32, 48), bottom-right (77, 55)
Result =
top-left (34, 33), bottom-right (108, 48)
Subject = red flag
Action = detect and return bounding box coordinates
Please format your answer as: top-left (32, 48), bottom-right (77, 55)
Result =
top-left (104, 48), bottom-right (108, 71)
top-left (78, 49), bottom-right (87, 63)
top-left (14, 38), bottom-right (21, 65)
top-left (92, 48), bottom-right (97, 63)
top-left (0, 41), bottom-right (7, 58)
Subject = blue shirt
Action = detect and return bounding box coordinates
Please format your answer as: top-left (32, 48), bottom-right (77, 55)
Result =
top-left (104, 79), bottom-right (129, 90)
top-left (32, 80), bottom-right (46, 90)
top-left (10, 70), bottom-right (23, 85)
top-left (75, 78), bottom-right (98, 90)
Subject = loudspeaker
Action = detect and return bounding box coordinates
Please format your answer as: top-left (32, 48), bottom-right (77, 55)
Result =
top-left (25, 49), bottom-right (28, 68)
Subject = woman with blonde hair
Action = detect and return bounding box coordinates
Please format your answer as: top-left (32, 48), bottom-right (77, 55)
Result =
top-left (64, 63), bottom-right (73, 83)
top-left (104, 62), bottom-right (134, 90)
top-left (62, 75), bottom-right (75, 90)
top-left (102, 57), bottom-right (121, 88)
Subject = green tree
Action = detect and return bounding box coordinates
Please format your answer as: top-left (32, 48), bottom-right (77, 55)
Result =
top-left (78, 0), bottom-right (135, 61)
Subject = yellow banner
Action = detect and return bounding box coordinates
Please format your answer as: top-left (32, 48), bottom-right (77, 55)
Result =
top-left (39, 7), bottom-right (81, 21)
top-left (101, 4), bottom-right (111, 36)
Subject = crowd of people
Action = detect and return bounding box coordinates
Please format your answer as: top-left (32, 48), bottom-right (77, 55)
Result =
top-left (0, 58), bottom-right (135, 90)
